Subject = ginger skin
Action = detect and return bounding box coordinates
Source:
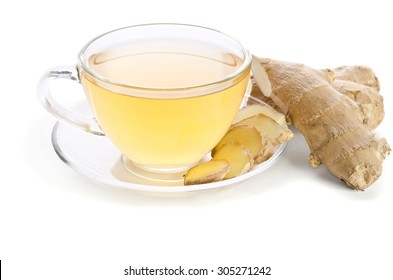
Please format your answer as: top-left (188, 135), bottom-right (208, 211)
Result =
top-left (252, 57), bottom-right (390, 190)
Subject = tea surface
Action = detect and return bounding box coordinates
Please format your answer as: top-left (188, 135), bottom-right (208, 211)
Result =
top-left (89, 47), bottom-right (243, 89)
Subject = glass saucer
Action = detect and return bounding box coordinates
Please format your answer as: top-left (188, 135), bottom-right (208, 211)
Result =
top-left (51, 95), bottom-right (287, 193)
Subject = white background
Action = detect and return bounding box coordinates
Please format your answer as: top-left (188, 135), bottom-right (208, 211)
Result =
top-left (1, 0), bottom-right (392, 279)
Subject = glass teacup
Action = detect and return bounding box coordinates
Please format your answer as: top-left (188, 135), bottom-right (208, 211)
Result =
top-left (38, 24), bottom-right (252, 181)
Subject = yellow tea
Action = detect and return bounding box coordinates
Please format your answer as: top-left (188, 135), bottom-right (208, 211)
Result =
top-left (80, 46), bottom-right (250, 170)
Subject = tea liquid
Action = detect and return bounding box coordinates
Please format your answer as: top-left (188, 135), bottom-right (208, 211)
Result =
top-left (81, 46), bottom-right (250, 170)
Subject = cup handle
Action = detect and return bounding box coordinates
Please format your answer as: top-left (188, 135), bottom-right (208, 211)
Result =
top-left (37, 65), bottom-right (105, 136)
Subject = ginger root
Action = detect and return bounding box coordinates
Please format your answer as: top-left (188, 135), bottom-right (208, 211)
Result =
top-left (252, 57), bottom-right (390, 190)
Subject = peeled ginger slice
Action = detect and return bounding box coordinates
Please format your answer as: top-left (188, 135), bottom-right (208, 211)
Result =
top-left (184, 160), bottom-right (230, 185)
top-left (233, 104), bottom-right (287, 127)
top-left (231, 114), bottom-right (293, 146)
top-left (212, 125), bottom-right (264, 160)
top-left (212, 142), bottom-right (254, 179)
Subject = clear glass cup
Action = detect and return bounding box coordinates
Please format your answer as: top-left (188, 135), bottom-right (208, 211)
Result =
top-left (38, 23), bottom-right (252, 181)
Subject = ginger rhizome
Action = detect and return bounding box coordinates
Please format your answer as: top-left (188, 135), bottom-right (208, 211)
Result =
top-left (252, 57), bottom-right (390, 190)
